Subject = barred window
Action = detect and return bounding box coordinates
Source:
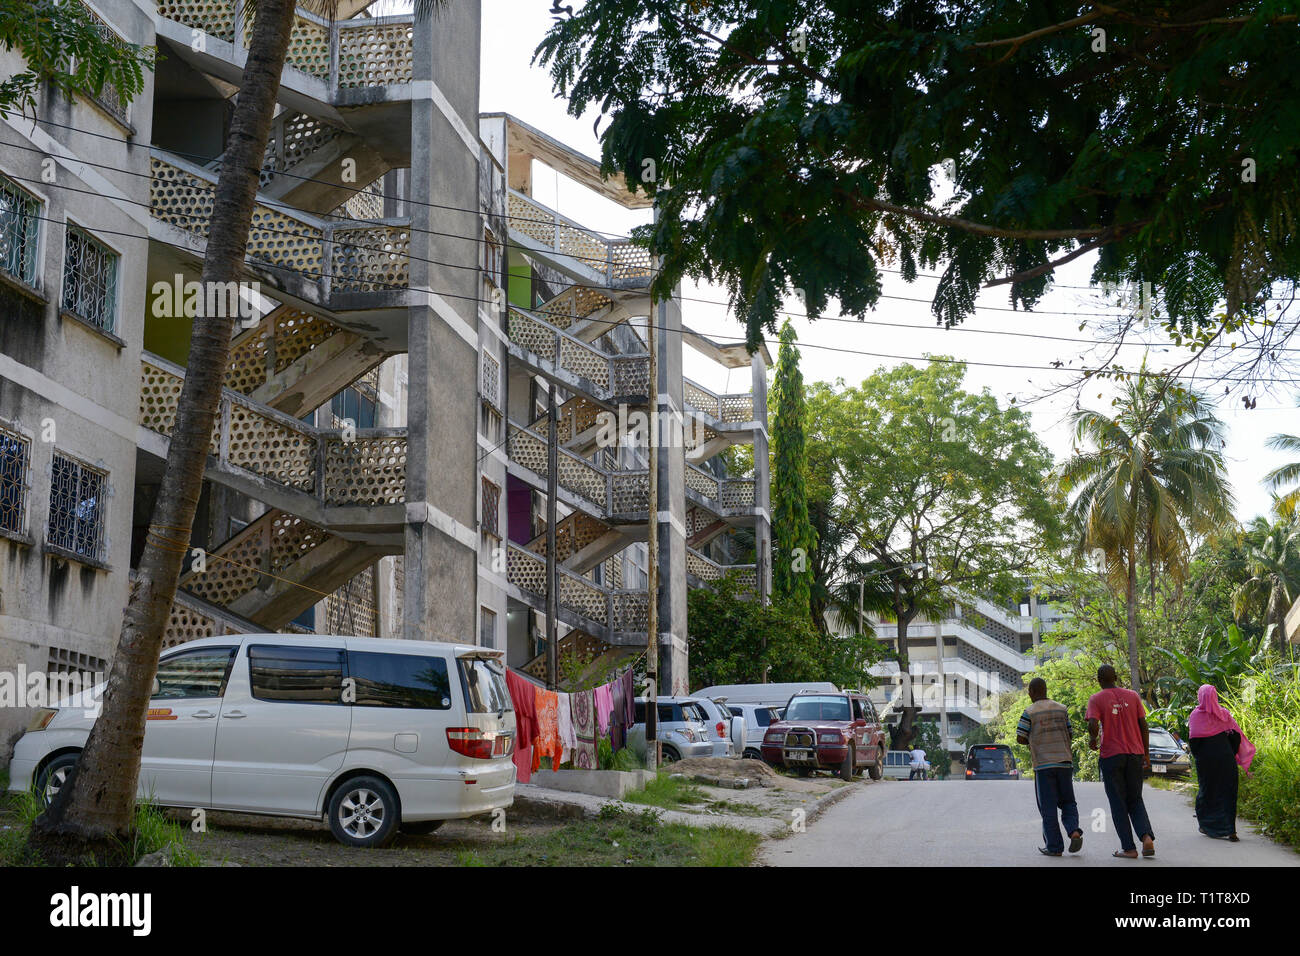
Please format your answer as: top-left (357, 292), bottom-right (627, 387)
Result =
top-left (481, 351), bottom-right (501, 412)
top-left (480, 606), bottom-right (497, 649)
top-left (75, 4), bottom-right (129, 124)
top-left (47, 453), bottom-right (107, 561)
top-left (481, 477), bottom-right (500, 540)
top-left (0, 175), bottom-right (40, 285)
top-left (0, 426), bottom-right (30, 536)
top-left (62, 226), bottom-right (118, 333)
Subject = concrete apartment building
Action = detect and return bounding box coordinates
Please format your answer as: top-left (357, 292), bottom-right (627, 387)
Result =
top-left (0, 0), bottom-right (771, 760)
top-left (846, 591), bottom-right (1062, 756)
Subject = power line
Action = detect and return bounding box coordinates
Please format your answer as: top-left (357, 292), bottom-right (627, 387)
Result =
top-left (12, 200), bottom-right (1300, 391)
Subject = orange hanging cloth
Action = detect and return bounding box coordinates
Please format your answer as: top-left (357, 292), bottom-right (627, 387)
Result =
top-left (535, 688), bottom-right (562, 771)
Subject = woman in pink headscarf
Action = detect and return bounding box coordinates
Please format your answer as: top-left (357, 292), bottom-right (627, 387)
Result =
top-left (1187, 684), bottom-right (1255, 842)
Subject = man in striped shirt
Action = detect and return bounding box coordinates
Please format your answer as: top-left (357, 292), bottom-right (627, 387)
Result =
top-left (1016, 678), bottom-right (1082, 857)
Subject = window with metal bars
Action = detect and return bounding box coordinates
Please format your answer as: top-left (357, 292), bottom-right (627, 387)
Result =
top-left (0, 426), bottom-right (30, 537)
top-left (47, 453), bottom-right (107, 561)
top-left (74, 4), bottom-right (129, 124)
top-left (0, 175), bottom-right (40, 285)
top-left (61, 226), bottom-right (118, 333)
top-left (479, 606), bottom-right (496, 649)
top-left (481, 477), bottom-right (500, 540)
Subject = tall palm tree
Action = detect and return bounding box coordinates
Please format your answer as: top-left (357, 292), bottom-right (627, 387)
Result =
top-left (29, 0), bottom-right (440, 864)
top-left (1263, 412), bottom-right (1300, 516)
top-left (1058, 375), bottom-right (1234, 698)
top-left (1233, 514), bottom-right (1300, 651)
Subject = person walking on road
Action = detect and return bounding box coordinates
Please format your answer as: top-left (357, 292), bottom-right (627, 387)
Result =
top-left (1086, 665), bottom-right (1155, 859)
top-left (1188, 684), bottom-right (1255, 842)
top-left (1016, 678), bottom-right (1082, 857)
top-left (908, 745), bottom-right (928, 781)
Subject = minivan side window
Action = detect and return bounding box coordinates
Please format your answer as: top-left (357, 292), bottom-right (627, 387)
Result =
top-left (249, 645), bottom-right (345, 704)
top-left (350, 651), bottom-right (451, 709)
top-left (153, 647), bottom-right (237, 699)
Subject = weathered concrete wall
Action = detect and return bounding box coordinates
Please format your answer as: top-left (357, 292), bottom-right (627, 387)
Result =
top-left (0, 0), bottom-right (156, 764)
top-left (402, 0), bottom-right (484, 643)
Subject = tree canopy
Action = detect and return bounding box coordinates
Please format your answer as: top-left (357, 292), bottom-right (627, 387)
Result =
top-left (0, 0), bottom-right (153, 117)
top-left (537, 1), bottom-right (1300, 350)
top-left (770, 319), bottom-right (817, 613)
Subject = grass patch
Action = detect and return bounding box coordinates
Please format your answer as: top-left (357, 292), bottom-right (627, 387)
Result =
top-left (622, 772), bottom-right (709, 810)
top-left (0, 791), bottom-right (200, 867)
top-left (454, 805), bottom-right (760, 866)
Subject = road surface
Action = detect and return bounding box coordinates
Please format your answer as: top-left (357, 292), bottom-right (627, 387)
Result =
top-left (760, 779), bottom-right (1298, 866)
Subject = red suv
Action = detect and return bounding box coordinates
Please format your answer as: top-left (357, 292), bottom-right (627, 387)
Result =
top-left (760, 690), bottom-right (886, 781)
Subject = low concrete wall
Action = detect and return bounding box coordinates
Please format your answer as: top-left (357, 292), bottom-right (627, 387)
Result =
top-left (527, 768), bottom-right (656, 799)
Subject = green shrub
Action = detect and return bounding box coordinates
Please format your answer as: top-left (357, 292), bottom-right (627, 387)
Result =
top-left (1224, 666), bottom-right (1300, 848)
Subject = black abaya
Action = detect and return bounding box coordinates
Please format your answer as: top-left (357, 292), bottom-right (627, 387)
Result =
top-left (1189, 730), bottom-right (1239, 838)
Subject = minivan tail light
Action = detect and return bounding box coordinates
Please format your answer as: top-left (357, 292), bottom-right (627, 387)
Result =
top-left (447, 727), bottom-right (502, 759)
top-left (716, 721), bottom-right (726, 738)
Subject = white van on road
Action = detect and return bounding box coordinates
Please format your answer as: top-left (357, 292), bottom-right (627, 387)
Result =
top-left (6, 635), bottom-right (516, 848)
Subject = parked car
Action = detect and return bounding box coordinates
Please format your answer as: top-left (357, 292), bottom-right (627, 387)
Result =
top-left (729, 702), bottom-right (781, 760)
top-left (1146, 726), bottom-right (1192, 778)
top-left (760, 690), bottom-right (887, 781)
top-left (881, 750), bottom-right (916, 780)
top-left (7, 635), bottom-right (516, 848)
top-left (627, 697), bottom-right (715, 763)
top-left (965, 744), bottom-right (1020, 780)
top-left (693, 696), bottom-right (741, 758)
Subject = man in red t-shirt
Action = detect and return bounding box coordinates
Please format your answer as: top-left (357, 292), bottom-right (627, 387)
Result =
top-left (1085, 665), bottom-right (1154, 858)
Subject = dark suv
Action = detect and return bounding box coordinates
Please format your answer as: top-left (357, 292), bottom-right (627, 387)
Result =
top-left (965, 744), bottom-right (1020, 780)
top-left (760, 690), bottom-right (886, 781)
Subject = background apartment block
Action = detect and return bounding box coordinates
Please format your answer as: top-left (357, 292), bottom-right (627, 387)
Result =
top-left (0, 0), bottom-right (770, 761)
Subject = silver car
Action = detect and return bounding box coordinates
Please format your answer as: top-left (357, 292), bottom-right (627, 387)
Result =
top-left (694, 696), bottom-right (743, 758)
top-left (728, 702), bottom-right (781, 760)
top-left (627, 697), bottom-right (715, 763)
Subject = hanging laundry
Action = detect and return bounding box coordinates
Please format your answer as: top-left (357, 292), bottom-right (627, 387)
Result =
top-left (594, 682), bottom-right (614, 738)
top-left (504, 669), bottom-right (538, 784)
top-left (620, 668), bottom-right (635, 728)
top-left (572, 688), bottom-right (597, 769)
top-left (557, 692), bottom-right (575, 765)
top-left (535, 688), bottom-right (562, 771)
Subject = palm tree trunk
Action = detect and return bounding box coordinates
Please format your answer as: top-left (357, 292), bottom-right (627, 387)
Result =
top-left (892, 616), bottom-right (921, 750)
top-left (27, 0), bottom-right (300, 865)
top-left (1126, 547), bottom-right (1141, 695)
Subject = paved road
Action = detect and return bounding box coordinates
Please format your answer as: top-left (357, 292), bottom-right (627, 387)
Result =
top-left (760, 779), bottom-right (1299, 866)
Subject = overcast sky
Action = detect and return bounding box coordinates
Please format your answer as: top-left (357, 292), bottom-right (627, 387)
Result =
top-left (372, 0), bottom-right (1299, 525)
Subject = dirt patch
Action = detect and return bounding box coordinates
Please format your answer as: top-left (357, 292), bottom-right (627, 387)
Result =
top-left (667, 757), bottom-right (779, 782)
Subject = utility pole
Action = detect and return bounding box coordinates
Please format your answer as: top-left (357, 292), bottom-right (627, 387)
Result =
top-left (644, 202), bottom-right (661, 769)
top-left (546, 382), bottom-right (558, 690)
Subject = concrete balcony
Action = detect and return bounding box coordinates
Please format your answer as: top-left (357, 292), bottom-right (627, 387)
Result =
top-left (139, 354), bottom-right (405, 540)
top-left (684, 548), bottom-right (757, 591)
top-left (506, 189), bottom-right (654, 290)
top-left (504, 542), bottom-right (649, 644)
top-left (149, 152), bottom-right (414, 348)
top-left (505, 421), bottom-right (757, 526)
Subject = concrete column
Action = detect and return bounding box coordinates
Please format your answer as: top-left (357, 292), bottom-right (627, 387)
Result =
top-left (751, 352), bottom-right (772, 601)
top-left (402, 2), bottom-right (482, 642)
top-left (656, 291), bottom-right (689, 693)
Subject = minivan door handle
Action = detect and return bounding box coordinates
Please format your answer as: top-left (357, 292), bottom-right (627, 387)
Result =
top-left (192, 710), bottom-right (217, 719)
top-left (222, 710), bottom-right (247, 719)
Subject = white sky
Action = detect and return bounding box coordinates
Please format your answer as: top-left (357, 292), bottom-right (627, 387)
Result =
top-left (377, 0), bottom-right (1300, 525)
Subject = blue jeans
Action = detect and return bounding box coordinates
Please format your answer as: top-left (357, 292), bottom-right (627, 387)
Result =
top-left (1100, 753), bottom-right (1154, 852)
top-left (1033, 767), bottom-right (1080, 853)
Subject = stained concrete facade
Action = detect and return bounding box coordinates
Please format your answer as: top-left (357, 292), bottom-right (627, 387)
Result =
top-left (0, 0), bottom-right (769, 766)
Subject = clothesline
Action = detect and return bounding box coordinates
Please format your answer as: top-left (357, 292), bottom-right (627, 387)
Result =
top-left (503, 658), bottom-right (641, 783)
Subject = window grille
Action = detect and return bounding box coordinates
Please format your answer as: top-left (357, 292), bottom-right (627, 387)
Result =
top-left (62, 226), bottom-right (118, 333)
top-left (481, 477), bottom-right (500, 540)
top-left (0, 175), bottom-right (40, 284)
top-left (47, 453), bottom-right (107, 561)
top-left (0, 426), bottom-right (30, 536)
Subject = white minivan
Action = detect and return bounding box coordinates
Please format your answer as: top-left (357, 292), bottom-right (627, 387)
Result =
top-left (6, 635), bottom-right (516, 848)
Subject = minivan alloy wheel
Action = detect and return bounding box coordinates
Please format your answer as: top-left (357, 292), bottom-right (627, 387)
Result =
top-left (340, 788), bottom-right (386, 838)
top-left (43, 764), bottom-right (71, 803)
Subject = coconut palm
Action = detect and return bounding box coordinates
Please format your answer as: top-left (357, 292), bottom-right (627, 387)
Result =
top-left (1233, 514), bottom-right (1300, 650)
top-left (1263, 419), bottom-right (1300, 516)
top-left (1058, 375), bottom-right (1235, 698)
top-left (29, 0), bottom-right (442, 864)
